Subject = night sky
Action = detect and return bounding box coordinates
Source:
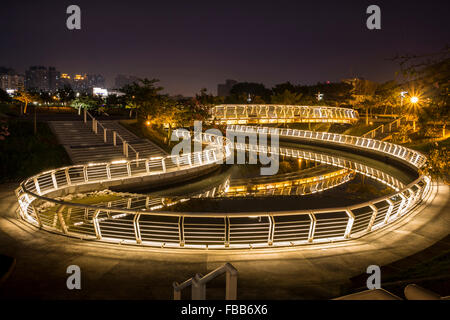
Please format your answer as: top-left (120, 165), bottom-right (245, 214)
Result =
top-left (1, 0), bottom-right (449, 96)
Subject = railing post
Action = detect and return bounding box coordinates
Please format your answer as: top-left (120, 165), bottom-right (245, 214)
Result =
top-left (268, 215), bottom-right (275, 245)
top-left (65, 168), bottom-right (71, 186)
top-left (308, 213), bottom-right (316, 242)
top-left (103, 128), bottom-right (107, 143)
top-left (83, 165), bottom-right (88, 182)
top-left (344, 209), bottom-right (355, 238)
top-left (192, 274), bottom-right (206, 300)
top-left (93, 209), bottom-right (102, 239)
top-left (225, 264), bottom-right (238, 300)
top-left (113, 131), bottom-right (117, 146)
top-left (179, 216), bottom-right (185, 247)
top-left (32, 204), bottom-right (43, 228)
top-left (57, 205), bottom-right (68, 234)
top-left (367, 204), bottom-right (378, 231)
top-left (161, 158), bottom-right (166, 172)
top-left (134, 214), bottom-right (142, 244)
top-left (84, 108), bottom-right (87, 123)
top-left (51, 171), bottom-right (58, 189)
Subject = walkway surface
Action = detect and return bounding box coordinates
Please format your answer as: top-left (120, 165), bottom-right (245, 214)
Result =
top-left (0, 180), bottom-right (448, 299)
top-left (48, 120), bottom-right (166, 164)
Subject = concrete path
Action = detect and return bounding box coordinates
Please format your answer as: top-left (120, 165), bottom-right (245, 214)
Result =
top-left (48, 120), bottom-right (166, 164)
top-left (0, 180), bottom-right (448, 299)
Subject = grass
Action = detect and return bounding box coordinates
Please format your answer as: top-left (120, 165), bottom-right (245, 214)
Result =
top-left (342, 122), bottom-right (379, 136)
top-left (406, 137), bottom-right (450, 153)
top-left (0, 119), bottom-right (71, 183)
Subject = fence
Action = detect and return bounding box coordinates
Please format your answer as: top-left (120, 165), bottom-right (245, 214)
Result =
top-left (83, 109), bottom-right (140, 161)
top-left (227, 125), bottom-right (427, 170)
top-left (361, 116), bottom-right (408, 139)
top-left (210, 105), bottom-right (359, 124)
top-left (15, 126), bottom-right (430, 249)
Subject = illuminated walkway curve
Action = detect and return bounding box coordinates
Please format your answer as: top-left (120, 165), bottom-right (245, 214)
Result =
top-left (210, 104), bottom-right (359, 124)
top-left (15, 122), bottom-right (430, 249)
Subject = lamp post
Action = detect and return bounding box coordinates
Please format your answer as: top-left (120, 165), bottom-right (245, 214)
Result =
top-left (410, 96), bottom-right (419, 131)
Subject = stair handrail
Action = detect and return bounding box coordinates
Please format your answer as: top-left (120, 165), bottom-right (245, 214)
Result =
top-left (83, 109), bottom-right (139, 161)
top-left (173, 263), bottom-right (238, 300)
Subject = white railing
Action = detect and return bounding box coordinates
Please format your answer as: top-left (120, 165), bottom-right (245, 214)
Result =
top-left (210, 104), bottom-right (359, 124)
top-left (83, 109), bottom-right (140, 161)
top-left (14, 126), bottom-right (431, 249)
top-left (227, 125), bottom-right (427, 169)
top-left (361, 116), bottom-right (408, 139)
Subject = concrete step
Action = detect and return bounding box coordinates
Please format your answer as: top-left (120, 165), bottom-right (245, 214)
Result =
top-left (49, 119), bottom-right (167, 165)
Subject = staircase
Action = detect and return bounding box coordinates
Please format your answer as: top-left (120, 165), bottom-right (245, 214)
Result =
top-left (49, 120), bottom-right (166, 164)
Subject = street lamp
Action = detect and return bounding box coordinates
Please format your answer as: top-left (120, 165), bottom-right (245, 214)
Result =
top-left (409, 96), bottom-right (419, 131)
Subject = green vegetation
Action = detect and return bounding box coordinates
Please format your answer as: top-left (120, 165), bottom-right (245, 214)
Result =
top-left (0, 119), bottom-right (71, 182)
top-left (342, 122), bottom-right (379, 136)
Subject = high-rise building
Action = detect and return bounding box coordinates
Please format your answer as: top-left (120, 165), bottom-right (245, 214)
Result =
top-left (217, 79), bottom-right (238, 97)
top-left (25, 66), bottom-right (49, 92)
top-left (0, 69), bottom-right (24, 91)
top-left (114, 74), bottom-right (140, 89)
top-left (87, 74), bottom-right (105, 89)
top-left (48, 67), bottom-right (61, 92)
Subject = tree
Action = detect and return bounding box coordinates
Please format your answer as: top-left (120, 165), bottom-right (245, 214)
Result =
top-left (14, 91), bottom-right (35, 114)
top-left (71, 96), bottom-right (99, 114)
top-left (271, 89), bottom-right (303, 105)
top-left (121, 78), bottom-right (163, 120)
top-left (228, 82), bottom-right (272, 103)
top-left (56, 86), bottom-right (76, 106)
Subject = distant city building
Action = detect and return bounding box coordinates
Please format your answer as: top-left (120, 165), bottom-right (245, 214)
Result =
top-left (48, 67), bottom-right (61, 92)
top-left (25, 66), bottom-right (50, 92)
top-left (217, 79), bottom-right (238, 97)
top-left (114, 74), bottom-right (140, 89)
top-left (0, 73), bottom-right (24, 91)
top-left (57, 73), bottom-right (106, 93)
top-left (87, 74), bottom-right (105, 89)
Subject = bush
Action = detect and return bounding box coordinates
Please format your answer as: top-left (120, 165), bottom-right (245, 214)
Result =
top-left (0, 120), bottom-right (71, 182)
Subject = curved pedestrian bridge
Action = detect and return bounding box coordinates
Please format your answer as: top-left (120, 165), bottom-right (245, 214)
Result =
top-left (210, 104), bottom-right (359, 124)
top-left (14, 106), bottom-right (430, 250)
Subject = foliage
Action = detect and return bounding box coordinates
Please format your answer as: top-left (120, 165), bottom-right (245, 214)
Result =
top-left (0, 120), bottom-right (71, 182)
top-left (271, 89), bottom-right (303, 105)
top-left (71, 95), bottom-right (100, 110)
top-left (13, 91), bottom-right (36, 113)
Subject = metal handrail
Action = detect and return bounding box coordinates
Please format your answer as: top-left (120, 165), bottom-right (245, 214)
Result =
top-left (84, 109), bottom-right (140, 160)
top-left (15, 126), bottom-right (431, 249)
top-left (211, 104), bottom-right (359, 124)
top-left (227, 125), bottom-right (427, 169)
top-left (173, 263), bottom-right (238, 300)
top-left (361, 116), bottom-right (408, 139)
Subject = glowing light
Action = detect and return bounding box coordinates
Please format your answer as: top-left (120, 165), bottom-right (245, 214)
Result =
top-left (93, 87), bottom-right (108, 97)
top-left (111, 159), bottom-right (127, 164)
top-left (410, 96), bottom-right (419, 104)
top-left (145, 121), bottom-right (150, 126)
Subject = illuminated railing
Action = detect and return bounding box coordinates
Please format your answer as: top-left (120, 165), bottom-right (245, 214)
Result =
top-left (361, 116), bottom-right (408, 139)
top-left (15, 131), bottom-right (232, 226)
top-left (14, 126), bottom-right (431, 249)
top-left (225, 168), bottom-right (354, 197)
top-left (210, 105), bottom-right (359, 124)
top-left (227, 125), bottom-right (427, 169)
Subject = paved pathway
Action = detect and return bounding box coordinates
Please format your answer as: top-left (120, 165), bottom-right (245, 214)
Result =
top-left (48, 120), bottom-right (166, 164)
top-left (0, 180), bottom-right (448, 299)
